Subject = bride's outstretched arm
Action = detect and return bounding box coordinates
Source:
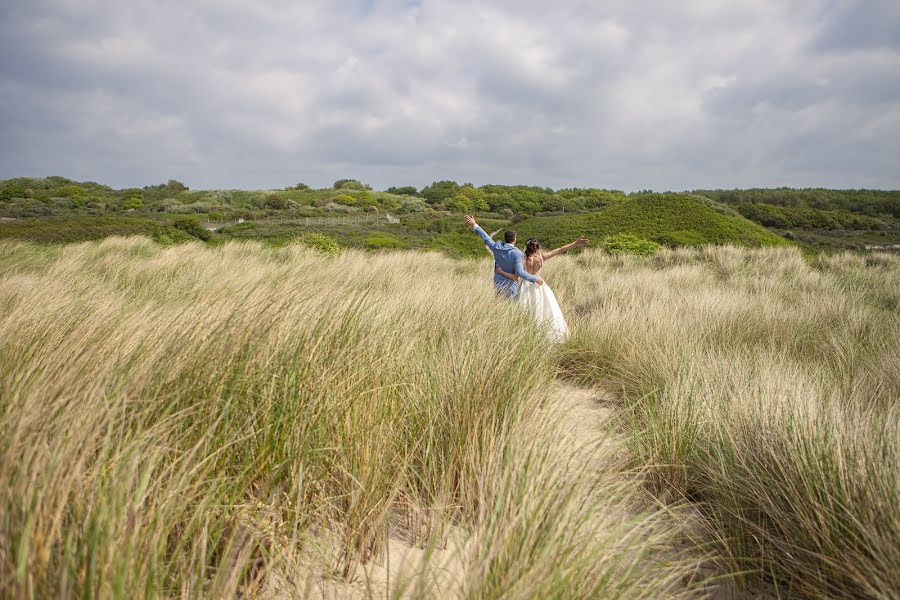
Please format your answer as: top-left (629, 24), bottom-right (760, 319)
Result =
top-left (495, 264), bottom-right (518, 281)
top-left (542, 237), bottom-right (589, 260)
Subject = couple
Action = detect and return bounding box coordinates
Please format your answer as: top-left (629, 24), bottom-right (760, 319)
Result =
top-left (465, 215), bottom-right (588, 342)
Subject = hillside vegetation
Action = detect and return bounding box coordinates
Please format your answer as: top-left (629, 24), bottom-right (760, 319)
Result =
top-left (2, 176), bottom-right (898, 254)
top-left (696, 187), bottom-right (900, 218)
top-left (517, 193), bottom-right (788, 249)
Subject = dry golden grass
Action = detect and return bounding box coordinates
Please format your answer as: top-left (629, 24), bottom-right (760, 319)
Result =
top-left (550, 245), bottom-right (900, 599)
top-left (0, 238), bottom-right (699, 599)
top-left (2, 238), bottom-right (896, 599)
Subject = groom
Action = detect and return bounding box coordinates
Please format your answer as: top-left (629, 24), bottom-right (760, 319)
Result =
top-left (464, 214), bottom-right (543, 298)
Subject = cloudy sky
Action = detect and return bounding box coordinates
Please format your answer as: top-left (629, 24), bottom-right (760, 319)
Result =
top-left (1, 0), bottom-right (899, 191)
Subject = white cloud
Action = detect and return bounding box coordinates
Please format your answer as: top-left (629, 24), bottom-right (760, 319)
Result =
top-left (0, 0), bottom-right (898, 190)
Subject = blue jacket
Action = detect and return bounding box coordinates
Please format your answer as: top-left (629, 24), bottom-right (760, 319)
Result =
top-left (473, 225), bottom-right (538, 297)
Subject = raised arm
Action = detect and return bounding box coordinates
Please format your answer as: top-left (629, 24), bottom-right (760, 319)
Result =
top-left (542, 237), bottom-right (589, 261)
top-left (484, 229), bottom-right (503, 256)
top-left (465, 215), bottom-right (497, 248)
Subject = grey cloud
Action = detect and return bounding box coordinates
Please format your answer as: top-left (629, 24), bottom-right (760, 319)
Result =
top-left (811, 0), bottom-right (900, 52)
top-left (0, 0), bottom-right (898, 190)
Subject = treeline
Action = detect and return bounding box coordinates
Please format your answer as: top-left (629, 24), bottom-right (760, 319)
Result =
top-left (417, 180), bottom-right (623, 215)
top-left (0, 176), bottom-right (626, 220)
top-left (0, 177), bottom-right (402, 220)
top-left (734, 203), bottom-right (891, 231)
top-left (2, 177), bottom-right (898, 228)
top-left (695, 188), bottom-right (900, 219)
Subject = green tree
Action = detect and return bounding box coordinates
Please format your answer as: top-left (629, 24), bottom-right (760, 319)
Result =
top-left (445, 186), bottom-right (489, 213)
top-left (540, 196), bottom-right (565, 212)
top-left (446, 195), bottom-right (473, 213)
top-left (457, 185), bottom-right (488, 211)
top-left (420, 180), bottom-right (461, 205)
top-left (333, 179), bottom-right (371, 191)
top-left (166, 180), bottom-right (188, 192)
top-left (386, 186), bottom-right (419, 196)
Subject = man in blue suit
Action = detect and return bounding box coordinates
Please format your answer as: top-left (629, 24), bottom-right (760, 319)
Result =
top-left (465, 214), bottom-right (543, 298)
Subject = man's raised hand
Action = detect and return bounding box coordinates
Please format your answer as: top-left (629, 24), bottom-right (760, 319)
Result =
top-left (575, 237), bottom-right (589, 246)
top-left (464, 214), bottom-right (477, 227)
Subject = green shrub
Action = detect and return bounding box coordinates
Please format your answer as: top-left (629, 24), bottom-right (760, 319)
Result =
top-left (400, 198), bottom-right (428, 213)
top-left (0, 216), bottom-right (161, 243)
top-left (152, 226), bottom-right (196, 245)
top-left (427, 218), bottom-right (451, 233)
top-left (171, 219), bottom-right (211, 241)
top-left (654, 230), bottom-right (707, 247)
top-left (600, 233), bottom-right (661, 256)
top-left (56, 184), bottom-right (85, 198)
top-left (333, 194), bottom-right (357, 206)
top-left (365, 233), bottom-right (404, 249)
top-left (351, 192), bottom-right (379, 209)
top-left (168, 202), bottom-right (210, 214)
top-left (294, 233), bottom-right (340, 255)
top-left (264, 194), bottom-right (291, 210)
top-left (324, 202), bottom-right (353, 213)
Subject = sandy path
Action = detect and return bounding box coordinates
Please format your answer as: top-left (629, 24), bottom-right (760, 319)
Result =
top-left (267, 382), bottom-right (764, 599)
top-left (289, 382), bottom-right (617, 599)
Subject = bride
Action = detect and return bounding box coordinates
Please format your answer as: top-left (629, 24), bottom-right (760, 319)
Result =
top-left (495, 236), bottom-right (588, 341)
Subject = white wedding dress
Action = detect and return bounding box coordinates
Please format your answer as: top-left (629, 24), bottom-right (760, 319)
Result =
top-left (517, 273), bottom-right (569, 342)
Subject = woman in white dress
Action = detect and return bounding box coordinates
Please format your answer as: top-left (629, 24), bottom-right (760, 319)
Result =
top-left (495, 236), bottom-right (588, 341)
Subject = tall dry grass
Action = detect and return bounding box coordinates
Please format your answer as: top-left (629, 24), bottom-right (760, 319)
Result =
top-left (0, 238), bottom-right (697, 599)
top-left (548, 246), bottom-right (899, 599)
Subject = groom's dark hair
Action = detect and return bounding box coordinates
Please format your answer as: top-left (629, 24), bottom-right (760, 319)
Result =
top-left (504, 230), bottom-right (517, 243)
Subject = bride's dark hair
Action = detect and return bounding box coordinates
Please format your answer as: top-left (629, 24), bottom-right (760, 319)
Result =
top-left (525, 238), bottom-right (541, 257)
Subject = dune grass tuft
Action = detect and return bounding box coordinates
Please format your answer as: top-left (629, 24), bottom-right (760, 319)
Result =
top-left (552, 246), bottom-right (899, 599)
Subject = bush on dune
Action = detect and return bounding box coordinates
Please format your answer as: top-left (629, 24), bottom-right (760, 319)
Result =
top-left (516, 193), bottom-right (789, 251)
top-left (364, 232), bottom-right (404, 249)
top-left (294, 232), bottom-right (341, 255)
top-left (0, 215), bottom-right (211, 245)
top-left (600, 233), bottom-right (661, 256)
top-left (171, 218), bottom-right (211, 241)
top-left (0, 215), bottom-right (163, 243)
